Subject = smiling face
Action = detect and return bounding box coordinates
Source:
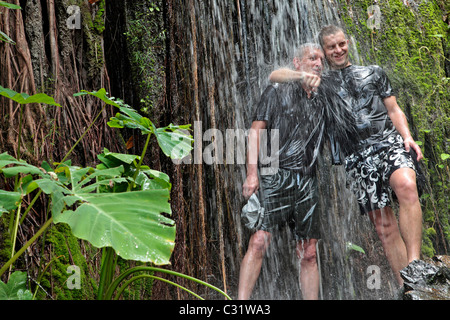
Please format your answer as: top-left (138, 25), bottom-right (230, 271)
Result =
top-left (321, 31), bottom-right (350, 69)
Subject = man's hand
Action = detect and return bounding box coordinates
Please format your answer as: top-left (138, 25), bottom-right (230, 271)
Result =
top-left (300, 71), bottom-right (321, 92)
top-left (383, 96), bottom-right (423, 162)
top-left (403, 137), bottom-right (423, 161)
top-left (243, 174), bottom-right (259, 199)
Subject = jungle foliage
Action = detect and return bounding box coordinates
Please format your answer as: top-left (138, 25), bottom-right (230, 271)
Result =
top-left (0, 86), bottom-right (231, 300)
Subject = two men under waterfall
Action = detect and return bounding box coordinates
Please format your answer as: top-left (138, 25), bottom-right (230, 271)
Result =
top-left (240, 41), bottom-right (357, 300)
top-left (240, 25), bottom-right (423, 299)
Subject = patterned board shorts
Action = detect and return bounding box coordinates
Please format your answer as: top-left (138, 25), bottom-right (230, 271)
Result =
top-left (258, 168), bottom-right (320, 240)
top-left (345, 133), bottom-right (421, 214)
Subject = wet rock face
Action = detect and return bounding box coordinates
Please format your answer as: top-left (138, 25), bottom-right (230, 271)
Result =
top-left (400, 256), bottom-right (450, 300)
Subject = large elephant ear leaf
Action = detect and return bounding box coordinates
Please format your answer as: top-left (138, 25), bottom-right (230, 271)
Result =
top-left (53, 189), bottom-right (175, 265)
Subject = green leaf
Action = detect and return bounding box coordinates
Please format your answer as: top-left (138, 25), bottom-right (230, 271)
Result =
top-left (0, 271), bottom-right (32, 300)
top-left (97, 149), bottom-right (171, 191)
top-left (139, 168), bottom-right (171, 190)
top-left (74, 88), bottom-right (120, 108)
top-left (33, 178), bottom-right (69, 196)
top-left (0, 152), bottom-right (21, 164)
top-left (43, 160), bottom-right (176, 265)
top-left (346, 242), bottom-right (365, 254)
top-left (0, 190), bottom-right (21, 213)
top-left (84, 90), bottom-right (194, 159)
top-left (108, 112), bottom-right (153, 134)
top-left (1, 166), bottom-right (44, 178)
top-left (99, 148), bottom-right (140, 165)
top-left (16, 289), bottom-right (33, 300)
top-left (0, 152), bottom-right (47, 179)
top-left (155, 124), bottom-right (193, 159)
top-left (0, 207), bottom-right (7, 217)
top-left (54, 189), bottom-right (175, 265)
top-left (0, 30), bottom-right (15, 44)
top-left (0, 1), bottom-right (21, 9)
top-left (0, 152), bottom-right (176, 265)
top-left (0, 85), bottom-right (61, 106)
top-left (441, 153), bottom-right (450, 161)
top-left (76, 166), bottom-right (126, 193)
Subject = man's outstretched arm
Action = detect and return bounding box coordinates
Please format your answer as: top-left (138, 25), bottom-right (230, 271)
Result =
top-left (269, 68), bottom-right (321, 88)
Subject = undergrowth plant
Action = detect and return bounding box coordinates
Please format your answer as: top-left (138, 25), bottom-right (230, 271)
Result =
top-left (0, 87), bottom-right (231, 300)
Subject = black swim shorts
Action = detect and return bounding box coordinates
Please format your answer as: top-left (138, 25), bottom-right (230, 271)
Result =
top-left (258, 168), bottom-right (320, 240)
top-left (345, 133), bottom-right (421, 214)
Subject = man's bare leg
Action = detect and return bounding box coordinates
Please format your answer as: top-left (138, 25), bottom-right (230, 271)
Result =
top-left (238, 230), bottom-right (271, 300)
top-left (389, 167), bottom-right (423, 263)
top-left (296, 238), bottom-right (319, 300)
top-left (368, 208), bottom-right (407, 284)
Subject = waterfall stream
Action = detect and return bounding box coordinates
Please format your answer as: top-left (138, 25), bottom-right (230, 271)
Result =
top-left (169, 0), bottom-right (401, 300)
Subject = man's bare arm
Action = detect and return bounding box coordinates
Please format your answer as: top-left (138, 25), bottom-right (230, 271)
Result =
top-left (243, 120), bottom-right (266, 199)
top-left (269, 68), bottom-right (321, 89)
top-left (384, 96), bottom-right (423, 161)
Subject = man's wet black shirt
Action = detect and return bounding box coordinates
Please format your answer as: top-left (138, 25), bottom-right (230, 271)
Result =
top-left (323, 64), bottom-right (397, 151)
top-left (253, 79), bottom-right (358, 174)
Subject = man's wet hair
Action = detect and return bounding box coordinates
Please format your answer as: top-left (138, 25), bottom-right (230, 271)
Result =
top-left (317, 25), bottom-right (347, 48)
top-left (294, 43), bottom-right (322, 59)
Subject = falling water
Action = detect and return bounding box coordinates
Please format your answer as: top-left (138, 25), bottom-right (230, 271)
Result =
top-left (171, 0), bottom-right (400, 300)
